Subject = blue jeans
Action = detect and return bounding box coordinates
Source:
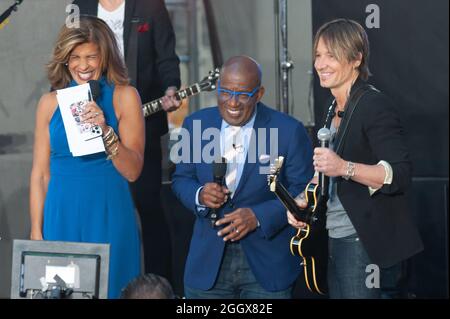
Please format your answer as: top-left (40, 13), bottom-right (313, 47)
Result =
top-left (328, 233), bottom-right (402, 299)
top-left (184, 242), bottom-right (293, 299)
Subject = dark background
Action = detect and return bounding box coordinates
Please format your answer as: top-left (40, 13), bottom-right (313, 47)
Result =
top-left (311, 0), bottom-right (449, 298)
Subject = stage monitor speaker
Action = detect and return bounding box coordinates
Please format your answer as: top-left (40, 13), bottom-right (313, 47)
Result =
top-left (10, 240), bottom-right (110, 299)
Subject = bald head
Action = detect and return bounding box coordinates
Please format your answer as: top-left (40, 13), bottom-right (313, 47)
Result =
top-left (220, 56), bottom-right (262, 87)
top-left (217, 56), bottom-right (265, 126)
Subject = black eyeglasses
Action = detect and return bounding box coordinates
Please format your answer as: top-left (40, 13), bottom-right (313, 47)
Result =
top-left (217, 80), bottom-right (260, 104)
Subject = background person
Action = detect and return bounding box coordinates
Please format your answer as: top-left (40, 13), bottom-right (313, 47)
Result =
top-left (120, 273), bottom-right (175, 299)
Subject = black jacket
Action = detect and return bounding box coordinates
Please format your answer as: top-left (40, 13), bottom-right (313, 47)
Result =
top-left (72, 0), bottom-right (181, 139)
top-left (332, 78), bottom-right (423, 268)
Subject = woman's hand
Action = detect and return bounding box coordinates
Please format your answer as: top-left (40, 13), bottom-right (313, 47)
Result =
top-left (81, 101), bottom-right (107, 133)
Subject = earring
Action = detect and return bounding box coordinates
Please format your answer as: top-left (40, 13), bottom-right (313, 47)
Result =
top-left (65, 63), bottom-right (68, 66)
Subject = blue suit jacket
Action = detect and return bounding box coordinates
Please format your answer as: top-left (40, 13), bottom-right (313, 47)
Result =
top-left (172, 103), bottom-right (314, 291)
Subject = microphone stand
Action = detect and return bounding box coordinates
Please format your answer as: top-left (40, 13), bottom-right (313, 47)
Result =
top-left (0, 0), bottom-right (24, 28)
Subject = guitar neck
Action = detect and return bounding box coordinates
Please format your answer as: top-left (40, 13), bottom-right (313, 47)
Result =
top-left (142, 83), bottom-right (202, 117)
top-left (274, 181), bottom-right (315, 224)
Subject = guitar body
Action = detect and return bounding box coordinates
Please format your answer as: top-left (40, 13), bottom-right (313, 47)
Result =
top-left (268, 157), bottom-right (328, 295)
top-left (290, 181), bottom-right (328, 295)
top-left (290, 216), bottom-right (328, 295)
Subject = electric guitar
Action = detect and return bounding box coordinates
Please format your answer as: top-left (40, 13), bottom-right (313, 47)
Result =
top-left (268, 156), bottom-right (328, 295)
top-left (142, 68), bottom-right (220, 117)
top-left (0, 0), bottom-right (23, 30)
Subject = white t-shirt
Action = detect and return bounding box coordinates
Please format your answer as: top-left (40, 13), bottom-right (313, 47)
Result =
top-left (98, 1), bottom-right (125, 59)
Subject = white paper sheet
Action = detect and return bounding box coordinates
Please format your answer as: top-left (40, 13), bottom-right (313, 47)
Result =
top-left (56, 84), bottom-right (105, 156)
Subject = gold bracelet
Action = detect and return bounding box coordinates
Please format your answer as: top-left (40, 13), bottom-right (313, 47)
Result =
top-left (106, 138), bottom-right (119, 152)
top-left (102, 125), bottom-right (119, 160)
top-left (104, 133), bottom-right (118, 148)
top-left (106, 141), bottom-right (119, 160)
top-left (103, 127), bottom-right (118, 149)
top-left (102, 126), bottom-right (114, 139)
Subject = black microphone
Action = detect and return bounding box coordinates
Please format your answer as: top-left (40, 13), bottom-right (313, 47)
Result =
top-left (88, 80), bottom-right (101, 101)
top-left (87, 80), bottom-right (102, 136)
top-left (317, 127), bottom-right (332, 198)
top-left (210, 157), bottom-right (227, 227)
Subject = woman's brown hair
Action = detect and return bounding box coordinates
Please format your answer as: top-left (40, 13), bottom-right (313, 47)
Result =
top-left (47, 15), bottom-right (129, 89)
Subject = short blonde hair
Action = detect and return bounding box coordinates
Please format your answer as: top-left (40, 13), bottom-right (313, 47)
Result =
top-left (313, 19), bottom-right (371, 81)
top-left (47, 15), bottom-right (129, 89)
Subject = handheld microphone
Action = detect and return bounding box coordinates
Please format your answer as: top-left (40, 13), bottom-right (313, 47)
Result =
top-left (210, 157), bottom-right (227, 227)
top-left (88, 80), bottom-right (101, 101)
top-left (317, 127), bottom-right (332, 198)
top-left (87, 80), bottom-right (102, 137)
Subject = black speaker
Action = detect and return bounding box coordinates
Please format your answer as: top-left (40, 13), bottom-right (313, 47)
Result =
top-left (406, 179), bottom-right (449, 298)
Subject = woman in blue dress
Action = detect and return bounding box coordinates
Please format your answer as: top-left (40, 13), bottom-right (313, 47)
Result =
top-left (29, 16), bottom-right (144, 299)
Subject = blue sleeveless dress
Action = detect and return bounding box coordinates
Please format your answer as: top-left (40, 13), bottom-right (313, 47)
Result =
top-left (43, 77), bottom-right (141, 299)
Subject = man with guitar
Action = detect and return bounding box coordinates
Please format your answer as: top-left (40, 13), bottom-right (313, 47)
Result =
top-left (287, 19), bottom-right (423, 299)
top-left (72, 0), bottom-right (181, 281)
top-left (172, 56), bottom-right (314, 298)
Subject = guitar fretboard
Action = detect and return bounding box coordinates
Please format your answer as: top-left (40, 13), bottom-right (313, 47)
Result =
top-left (142, 84), bottom-right (201, 117)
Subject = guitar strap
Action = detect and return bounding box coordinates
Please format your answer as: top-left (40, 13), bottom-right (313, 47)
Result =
top-left (329, 84), bottom-right (377, 155)
top-left (323, 99), bottom-right (336, 130)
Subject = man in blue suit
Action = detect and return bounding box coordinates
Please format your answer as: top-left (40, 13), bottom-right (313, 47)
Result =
top-left (171, 56), bottom-right (314, 298)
